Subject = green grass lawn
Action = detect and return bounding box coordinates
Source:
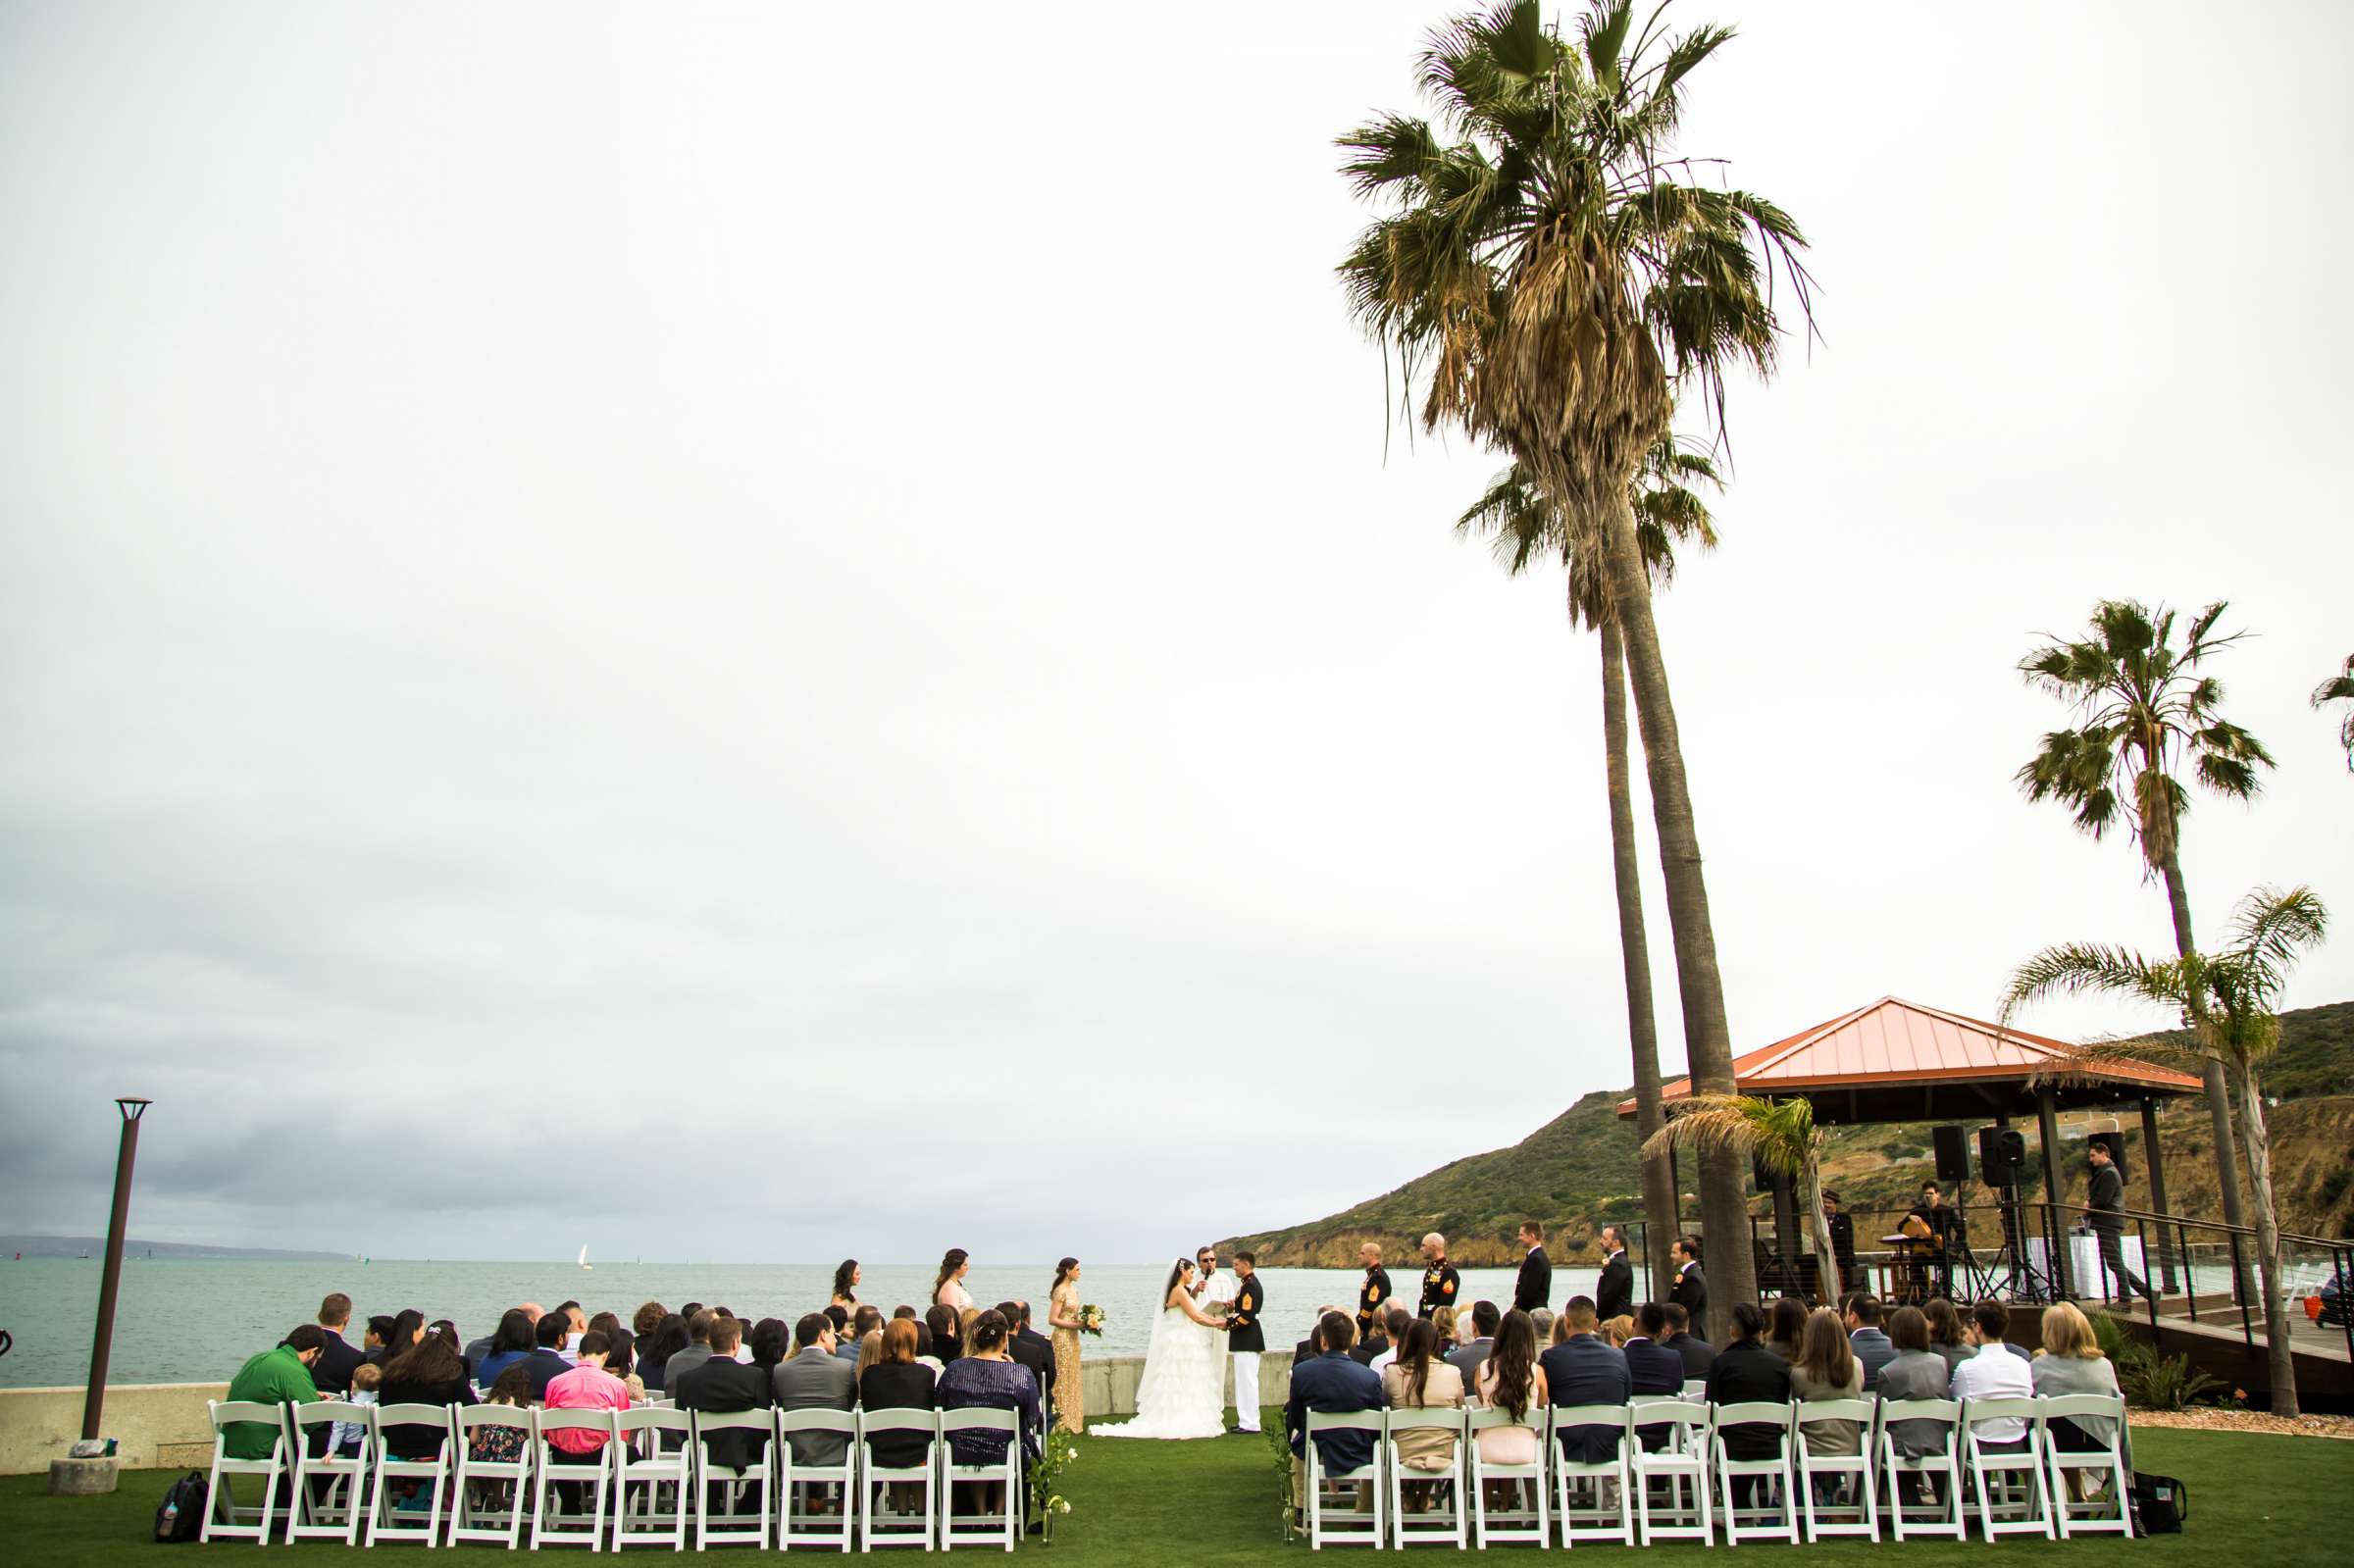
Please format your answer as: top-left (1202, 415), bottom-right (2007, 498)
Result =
top-left (6, 1423), bottom-right (2343, 1564)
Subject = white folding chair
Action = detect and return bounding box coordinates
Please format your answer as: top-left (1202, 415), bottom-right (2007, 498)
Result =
top-left (451, 1404), bottom-right (538, 1549)
top-left (1548, 1404), bottom-right (1633, 1545)
top-left (364, 1403), bottom-right (454, 1546)
top-left (780, 1407), bottom-right (860, 1550)
top-left (533, 1409), bottom-right (618, 1549)
top-left (1465, 1405), bottom-right (1548, 1547)
top-left (611, 1406), bottom-right (693, 1550)
top-left (286, 1400), bottom-right (375, 1545)
top-left (1710, 1401), bottom-right (1797, 1544)
top-left (199, 1399), bottom-right (290, 1544)
top-left (1384, 1407), bottom-right (1465, 1548)
top-left (692, 1409), bottom-right (778, 1549)
top-left (1876, 1398), bottom-right (1963, 1542)
top-left (1792, 1398), bottom-right (1877, 1542)
top-left (1960, 1396), bottom-right (2052, 1541)
top-left (1680, 1380), bottom-right (1708, 1400)
top-left (1304, 1408), bottom-right (1387, 1549)
top-left (2038, 1395), bottom-right (2132, 1540)
top-left (855, 1408), bottom-right (941, 1551)
top-left (1626, 1397), bottom-right (1712, 1544)
top-left (937, 1408), bottom-right (1020, 1552)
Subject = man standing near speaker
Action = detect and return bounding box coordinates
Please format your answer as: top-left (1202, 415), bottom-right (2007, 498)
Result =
top-left (2084, 1141), bottom-right (2153, 1304)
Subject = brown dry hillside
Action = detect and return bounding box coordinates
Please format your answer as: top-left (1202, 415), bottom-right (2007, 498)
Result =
top-left (1222, 1002), bottom-right (2354, 1267)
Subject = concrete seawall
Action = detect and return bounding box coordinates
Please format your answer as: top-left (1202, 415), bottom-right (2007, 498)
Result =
top-left (0, 1352), bottom-right (1297, 1476)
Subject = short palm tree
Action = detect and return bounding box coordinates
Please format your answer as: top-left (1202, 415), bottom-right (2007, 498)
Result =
top-left (2017, 599), bottom-right (2275, 1251)
top-left (1341, 0), bottom-right (1817, 1324)
top-left (2313, 655), bottom-right (2354, 771)
top-left (1458, 431), bottom-right (1718, 1293)
top-left (1641, 1092), bottom-right (1841, 1306)
top-left (2000, 885), bottom-right (2329, 1417)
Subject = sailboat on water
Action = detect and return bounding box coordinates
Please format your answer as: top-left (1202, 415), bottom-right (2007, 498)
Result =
top-left (579, 1244), bottom-right (592, 1272)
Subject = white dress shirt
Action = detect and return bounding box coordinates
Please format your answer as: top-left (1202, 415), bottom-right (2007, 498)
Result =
top-left (1950, 1341), bottom-right (2034, 1443)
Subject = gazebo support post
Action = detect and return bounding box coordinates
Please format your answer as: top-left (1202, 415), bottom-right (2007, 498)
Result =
top-left (2139, 1096), bottom-right (2178, 1294)
top-left (2036, 1087), bottom-right (2072, 1300)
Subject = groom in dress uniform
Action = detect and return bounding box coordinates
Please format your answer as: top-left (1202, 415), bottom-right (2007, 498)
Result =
top-left (1226, 1252), bottom-right (1265, 1434)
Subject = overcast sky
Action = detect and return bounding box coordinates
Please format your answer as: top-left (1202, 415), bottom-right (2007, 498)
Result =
top-left (3, 1), bottom-right (2348, 1265)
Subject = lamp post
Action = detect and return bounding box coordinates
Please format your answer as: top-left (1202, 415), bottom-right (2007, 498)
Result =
top-left (79, 1097), bottom-right (150, 1442)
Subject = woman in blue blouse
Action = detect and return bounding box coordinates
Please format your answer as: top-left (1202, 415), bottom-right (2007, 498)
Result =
top-left (937, 1310), bottom-right (1042, 1520)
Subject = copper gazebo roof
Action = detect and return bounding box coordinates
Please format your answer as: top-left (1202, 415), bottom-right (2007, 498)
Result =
top-left (1613, 996), bottom-right (2203, 1126)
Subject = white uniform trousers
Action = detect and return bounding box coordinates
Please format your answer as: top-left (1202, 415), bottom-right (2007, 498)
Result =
top-left (1231, 1350), bottom-right (1261, 1432)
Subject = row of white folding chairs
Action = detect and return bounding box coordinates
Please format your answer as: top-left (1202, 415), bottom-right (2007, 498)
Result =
top-left (201, 1398), bottom-right (1028, 1551)
top-left (1299, 1392), bottom-right (2132, 1549)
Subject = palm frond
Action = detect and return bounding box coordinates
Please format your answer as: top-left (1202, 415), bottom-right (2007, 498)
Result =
top-left (2000, 941), bottom-right (2188, 1028)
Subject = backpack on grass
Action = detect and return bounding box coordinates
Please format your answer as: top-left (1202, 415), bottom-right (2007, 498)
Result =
top-left (2129, 1471), bottom-right (2187, 1534)
top-left (152, 1471), bottom-right (206, 1543)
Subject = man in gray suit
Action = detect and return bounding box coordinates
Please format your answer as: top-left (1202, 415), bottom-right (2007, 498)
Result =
top-left (1444, 1300), bottom-right (1500, 1389)
top-left (773, 1313), bottom-right (857, 1515)
top-left (663, 1308), bottom-right (719, 1391)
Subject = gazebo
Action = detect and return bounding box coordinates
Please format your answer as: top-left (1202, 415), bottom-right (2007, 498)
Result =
top-left (1614, 996), bottom-right (2205, 1299)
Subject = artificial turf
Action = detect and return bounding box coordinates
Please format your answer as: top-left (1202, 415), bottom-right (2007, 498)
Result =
top-left (4, 1423), bottom-right (2343, 1564)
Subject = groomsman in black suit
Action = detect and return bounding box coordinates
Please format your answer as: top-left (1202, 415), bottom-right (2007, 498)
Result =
top-left (1356, 1243), bottom-right (1392, 1340)
top-left (1227, 1252), bottom-right (1265, 1433)
top-left (1416, 1233), bottom-right (1459, 1319)
top-left (1512, 1222), bottom-right (1552, 1313)
top-left (1594, 1225), bottom-right (1634, 1323)
top-left (1668, 1235), bottom-right (1708, 1336)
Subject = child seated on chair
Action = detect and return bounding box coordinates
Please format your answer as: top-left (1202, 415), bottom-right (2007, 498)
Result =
top-left (465, 1366), bottom-right (535, 1511)
top-left (331, 1362), bottom-right (381, 1457)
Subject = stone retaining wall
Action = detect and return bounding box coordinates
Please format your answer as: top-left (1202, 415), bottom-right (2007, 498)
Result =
top-left (0, 1352), bottom-right (1297, 1476)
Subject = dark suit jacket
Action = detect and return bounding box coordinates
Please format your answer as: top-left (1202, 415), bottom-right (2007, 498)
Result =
top-left (1008, 1334), bottom-right (1054, 1416)
top-left (773, 1347), bottom-right (857, 1465)
top-left (1622, 1336), bottom-right (1685, 1450)
top-left (1228, 1274), bottom-right (1266, 1353)
top-left (1669, 1333), bottom-right (1716, 1380)
top-left (1669, 1263), bottom-right (1708, 1330)
top-left (2087, 1164), bottom-right (2126, 1229)
top-left (519, 1349), bottom-right (573, 1401)
top-left (676, 1357), bottom-right (774, 1471)
top-left (313, 1331), bottom-right (364, 1397)
top-left (1595, 1251), bottom-right (1634, 1323)
top-left (1703, 1340), bottom-right (1792, 1460)
top-left (1539, 1335), bottom-right (1632, 1462)
top-left (1514, 1247), bottom-right (1552, 1314)
top-left (1295, 1337), bottom-right (1319, 1365)
top-left (1285, 1350), bottom-right (1384, 1471)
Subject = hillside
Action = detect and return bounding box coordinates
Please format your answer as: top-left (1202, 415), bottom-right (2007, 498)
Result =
top-left (1222, 1000), bottom-right (2354, 1266)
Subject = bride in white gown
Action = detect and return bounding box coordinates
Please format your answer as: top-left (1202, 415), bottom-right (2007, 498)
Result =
top-left (1093, 1256), bottom-right (1229, 1440)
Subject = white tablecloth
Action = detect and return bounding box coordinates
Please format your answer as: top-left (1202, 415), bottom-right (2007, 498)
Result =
top-left (2027, 1234), bottom-right (2147, 1293)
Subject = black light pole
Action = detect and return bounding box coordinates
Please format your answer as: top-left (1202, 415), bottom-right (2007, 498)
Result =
top-left (79, 1097), bottom-right (150, 1442)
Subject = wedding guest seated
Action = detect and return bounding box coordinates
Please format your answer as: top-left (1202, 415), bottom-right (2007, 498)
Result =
top-left (605, 1329), bottom-right (645, 1401)
top-left (312, 1293), bottom-right (364, 1397)
top-left (1538, 1298), bottom-right (1629, 1464)
top-left (1702, 1302), bottom-right (1791, 1492)
top-left (1431, 1304), bottom-right (1459, 1353)
top-left (1949, 1300), bottom-right (2033, 1451)
top-left (825, 1305), bottom-right (852, 1345)
top-left (958, 1307), bottom-right (982, 1356)
top-left (474, 1308), bottom-right (538, 1388)
top-left (892, 1305), bottom-right (919, 1322)
top-left (1446, 1300), bottom-right (1500, 1388)
top-left (859, 1319), bottom-right (939, 1476)
top-left (1921, 1297), bottom-right (1972, 1380)
top-left (463, 1304), bottom-right (534, 1367)
top-left (1766, 1295), bottom-right (1809, 1362)
top-left (224, 1325), bottom-right (326, 1459)
top-left (1528, 1308), bottom-right (1556, 1347)
top-left (665, 1309), bottom-right (719, 1390)
top-left (1348, 1309), bottom-right (1388, 1369)
top-left (1367, 1306), bottom-right (1411, 1373)
top-left (1623, 1302), bottom-right (1685, 1450)
top-left (998, 1300), bottom-right (1053, 1413)
top-left (364, 1315), bottom-right (399, 1365)
top-left (1789, 1307), bottom-right (1864, 1500)
top-left (855, 1330), bottom-right (885, 1381)
top-left (776, 1313), bottom-right (857, 1514)
top-left (1603, 1314), bottom-right (1634, 1347)
top-left (2031, 1302), bottom-right (2128, 1471)
top-left (633, 1301), bottom-right (669, 1341)
top-left (519, 1311), bottom-right (577, 1399)
top-left (1295, 1306), bottom-right (1339, 1366)
top-left (673, 1316), bottom-right (773, 1477)
top-left (750, 1317), bottom-right (791, 1375)
top-left (1382, 1319), bottom-right (1464, 1510)
top-left (848, 1306), bottom-right (886, 1363)
top-left (468, 1365), bottom-right (534, 1469)
top-left (914, 1321), bottom-right (945, 1374)
top-left (544, 1331), bottom-right (632, 1476)
top-left (588, 1311), bottom-right (623, 1340)
top-left (1844, 1294), bottom-right (1895, 1391)
top-left (1285, 1312), bottom-right (1383, 1516)
top-left (331, 1362), bottom-right (382, 1457)
top-left (638, 1314), bottom-right (689, 1394)
top-left (1877, 1305), bottom-right (1956, 1504)
top-left (938, 1311), bottom-right (1042, 1518)
top-left (1662, 1301), bottom-right (1715, 1378)
top-left (927, 1304), bottom-right (965, 1371)
top-left (1472, 1309), bottom-right (1547, 1511)
top-left (379, 1323), bottom-right (479, 1460)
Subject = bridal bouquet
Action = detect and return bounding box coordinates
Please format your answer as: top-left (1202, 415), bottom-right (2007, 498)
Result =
top-left (1077, 1304), bottom-right (1106, 1336)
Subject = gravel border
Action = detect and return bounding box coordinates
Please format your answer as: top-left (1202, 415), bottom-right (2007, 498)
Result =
top-left (2128, 1407), bottom-right (2354, 1440)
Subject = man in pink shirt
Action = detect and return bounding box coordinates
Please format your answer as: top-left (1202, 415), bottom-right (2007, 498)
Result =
top-left (544, 1331), bottom-right (632, 1461)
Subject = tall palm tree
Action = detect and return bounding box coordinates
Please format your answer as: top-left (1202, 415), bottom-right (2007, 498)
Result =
top-left (2001, 885), bottom-right (2329, 1417)
top-left (1640, 1092), bottom-right (1840, 1306)
top-left (2313, 655), bottom-right (2354, 772)
top-left (1340, 0), bottom-right (1816, 1326)
top-left (2017, 600), bottom-right (2276, 1259)
top-left (1458, 432), bottom-right (1718, 1295)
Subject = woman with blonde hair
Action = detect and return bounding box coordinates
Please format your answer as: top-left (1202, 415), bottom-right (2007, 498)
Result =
top-left (958, 1307), bottom-right (981, 1357)
top-left (1431, 1304), bottom-right (1458, 1350)
top-left (854, 1329), bottom-right (885, 1382)
top-left (1603, 1314), bottom-right (1635, 1348)
top-left (2032, 1302), bottom-right (2127, 1485)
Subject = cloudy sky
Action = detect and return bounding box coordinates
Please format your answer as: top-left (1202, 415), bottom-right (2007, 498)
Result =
top-left (3, 1), bottom-right (2348, 1264)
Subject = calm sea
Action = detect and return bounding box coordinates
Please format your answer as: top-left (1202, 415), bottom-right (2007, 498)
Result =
top-left (0, 1258), bottom-right (1602, 1389)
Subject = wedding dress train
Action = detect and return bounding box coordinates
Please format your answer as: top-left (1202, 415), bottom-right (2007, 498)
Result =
top-left (1092, 1304), bottom-right (1225, 1440)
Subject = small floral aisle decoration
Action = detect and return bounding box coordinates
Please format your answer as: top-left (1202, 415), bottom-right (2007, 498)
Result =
top-left (1028, 1430), bottom-right (1080, 1543)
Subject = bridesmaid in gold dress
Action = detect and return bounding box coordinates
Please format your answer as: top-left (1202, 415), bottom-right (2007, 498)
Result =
top-left (1048, 1257), bottom-right (1086, 1434)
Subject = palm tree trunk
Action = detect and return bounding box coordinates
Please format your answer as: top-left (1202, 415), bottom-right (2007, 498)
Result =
top-left (1799, 1152), bottom-right (1843, 1307)
top-left (2232, 1065), bottom-right (2300, 1416)
top-left (1602, 620), bottom-right (1678, 1300)
top-left (2160, 848), bottom-right (2252, 1298)
top-left (1599, 492), bottom-right (1752, 1332)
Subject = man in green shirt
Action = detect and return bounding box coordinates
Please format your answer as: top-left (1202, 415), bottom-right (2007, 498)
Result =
top-left (222, 1324), bottom-right (329, 1459)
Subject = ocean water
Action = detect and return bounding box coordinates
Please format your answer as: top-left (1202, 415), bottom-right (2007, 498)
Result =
top-left (0, 1258), bottom-right (1602, 1389)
